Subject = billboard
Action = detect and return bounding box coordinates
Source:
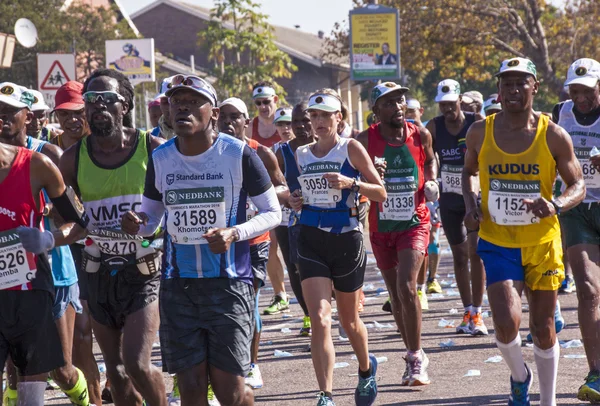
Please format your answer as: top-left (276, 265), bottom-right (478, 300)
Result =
top-left (349, 5), bottom-right (400, 81)
top-left (105, 39), bottom-right (155, 85)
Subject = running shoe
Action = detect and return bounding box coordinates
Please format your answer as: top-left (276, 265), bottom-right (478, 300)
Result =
top-left (471, 312), bottom-right (489, 336)
top-left (358, 289), bottom-right (365, 313)
top-left (245, 363), bottom-right (263, 389)
top-left (559, 275), bottom-right (575, 294)
top-left (316, 392), bottom-right (335, 406)
top-left (168, 375), bottom-right (180, 406)
top-left (417, 289), bottom-right (429, 311)
top-left (400, 360), bottom-right (410, 386)
top-left (382, 298), bottom-right (392, 313)
top-left (355, 354), bottom-right (378, 406)
top-left (407, 350), bottom-right (430, 386)
top-left (526, 300), bottom-right (564, 342)
top-left (578, 370), bottom-right (600, 403)
top-left (426, 278), bottom-right (443, 294)
top-left (456, 311), bottom-right (472, 334)
top-left (2, 389), bottom-right (17, 406)
top-left (207, 383), bottom-right (221, 406)
top-left (263, 295), bottom-right (290, 315)
top-left (508, 363), bottom-right (533, 406)
top-left (300, 315), bottom-right (312, 337)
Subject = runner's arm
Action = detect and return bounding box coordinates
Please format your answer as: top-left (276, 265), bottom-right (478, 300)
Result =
top-left (257, 145), bottom-right (290, 205)
top-left (419, 126), bottom-right (437, 181)
top-left (462, 121), bottom-right (485, 213)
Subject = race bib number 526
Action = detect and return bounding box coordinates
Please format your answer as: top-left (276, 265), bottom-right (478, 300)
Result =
top-left (0, 230), bottom-right (35, 290)
top-left (165, 187), bottom-right (226, 244)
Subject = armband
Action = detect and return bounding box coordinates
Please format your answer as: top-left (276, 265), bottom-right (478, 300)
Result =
top-left (50, 187), bottom-right (89, 229)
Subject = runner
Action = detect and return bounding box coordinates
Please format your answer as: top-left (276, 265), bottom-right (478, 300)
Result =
top-left (337, 100), bottom-right (359, 138)
top-left (553, 58), bottom-right (600, 402)
top-left (217, 97), bottom-right (290, 390)
top-left (460, 90), bottom-right (484, 114)
top-left (483, 93), bottom-right (502, 116)
top-left (50, 82), bottom-right (91, 150)
top-left (0, 84), bottom-right (75, 406)
top-left (275, 102), bottom-right (315, 336)
top-left (27, 89), bottom-right (60, 142)
top-left (426, 79), bottom-right (489, 336)
top-left (121, 74), bottom-right (281, 406)
top-left (246, 81), bottom-right (281, 148)
top-left (148, 98), bottom-right (162, 129)
top-left (463, 57), bottom-right (585, 405)
top-left (289, 89), bottom-right (386, 406)
top-left (58, 69), bottom-right (167, 406)
top-left (356, 82), bottom-right (437, 386)
top-left (405, 99), bottom-right (424, 127)
top-left (154, 76), bottom-right (176, 140)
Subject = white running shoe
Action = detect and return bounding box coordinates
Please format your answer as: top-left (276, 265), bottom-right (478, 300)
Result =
top-left (245, 363), bottom-right (263, 389)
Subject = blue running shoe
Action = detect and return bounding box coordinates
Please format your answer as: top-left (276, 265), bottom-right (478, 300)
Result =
top-left (527, 300), bottom-right (564, 342)
top-left (355, 354), bottom-right (378, 406)
top-left (316, 392), bottom-right (335, 406)
top-left (559, 275), bottom-right (575, 294)
top-left (508, 364), bottom-right (533, 406)
top-left (577, 370), bottom-right (600, 403)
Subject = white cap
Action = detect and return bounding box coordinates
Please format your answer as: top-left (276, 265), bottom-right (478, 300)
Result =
top-left (0, 83), bottom-right (34, 109)
top-left (483, 93), bottom-right (501, 112)
top-left (252, 86), bottom-right (276, 99)
top-left (219, 97), bottom-right (249, 118)
top-left (156, 75), bottom-right (176, 98)
top-left (273, 107), bottom-right (292, 123)
top-left (565, 58), bottom-right (600, 88)
top-left (370, 82), bottom-right (409, 105)
top-left (308, 93), bottom-right (342, 112)
top-left (435, 79), bottom-right (460, 103)
top-left (496, 57), bottom-right (537, 79)
top-left (406, 99), bottom-right (421, 110)
top-left (29, 89), bottom-right (50, 112)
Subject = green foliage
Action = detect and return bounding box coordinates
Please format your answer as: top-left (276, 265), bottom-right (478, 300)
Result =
top-left (198, 0), bottom-right (297, 107)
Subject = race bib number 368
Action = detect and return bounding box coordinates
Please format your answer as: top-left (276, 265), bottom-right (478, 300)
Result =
top-left (488, 179), bottom-right (540, 225)
top-left (0, 230), bottom-right (35, 290)
top-left (441, 164), bottom-right (462, 194)
top-left (165, 187), bottom-right (226, 244)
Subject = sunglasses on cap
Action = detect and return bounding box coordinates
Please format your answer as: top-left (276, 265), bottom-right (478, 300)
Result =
top-left (83, 91), bottom-right (126, 105)
top-left (254, 99), bottom-right (272, 107)
top-left (167, 75), bottom-right (217, 105)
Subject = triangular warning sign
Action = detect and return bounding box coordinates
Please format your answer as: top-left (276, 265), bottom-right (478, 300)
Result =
top-left (40, 61), bottom-right (71, 90)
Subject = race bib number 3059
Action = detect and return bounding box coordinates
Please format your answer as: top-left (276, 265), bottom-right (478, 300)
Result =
top-left (298, 173), bottom-right (342, 206)
top-left (165, 187), bottom-right (226, 244)
top-left (488, 179), bottom-right (540, 225)
top-left (441, 164), bottom-right (462, 194)
top-left (0, 230), bottom-right (36, 290)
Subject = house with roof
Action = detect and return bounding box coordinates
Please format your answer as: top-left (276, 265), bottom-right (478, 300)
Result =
top-left (131, 0), bottom-right (365, 130)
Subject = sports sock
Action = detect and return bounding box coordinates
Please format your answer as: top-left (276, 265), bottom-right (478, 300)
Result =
top-left (496, 334), bottom-right (528, 382)
top-left (17, 381), bottom-right (46, 406)
top-left (472, 306), bottom-right (482, 316)
top-left (534, 342), bottom-right (559, 406)
top-left (464, 304), bottom-right (473, 315)
top-left (279, 292), bottom-right (288, 302)
top-left (64, 368), bottom-right (89, 405)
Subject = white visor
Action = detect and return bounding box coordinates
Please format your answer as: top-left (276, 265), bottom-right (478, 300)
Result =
top-left (307, 94), bottom-right (341, 113)
top-left (253, 86), bottom-right (276, 99)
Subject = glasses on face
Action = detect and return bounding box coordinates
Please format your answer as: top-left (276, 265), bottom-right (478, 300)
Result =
top-left (83, 91), bottom-right (125, 105)
top-left (255, 99), bottom-right (272, 107)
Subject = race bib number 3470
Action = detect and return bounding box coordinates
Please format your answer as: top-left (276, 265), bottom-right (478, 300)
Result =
top-left (0, 230), bottom-right (36, 290)
top-left (165, 187), bottom-right (226, 244)
top-left (487, 178), bottom-right (540, 225)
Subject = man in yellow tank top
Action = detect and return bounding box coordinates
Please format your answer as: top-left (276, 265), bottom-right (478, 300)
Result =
top-left (462, 58), bottom-right (585, 406)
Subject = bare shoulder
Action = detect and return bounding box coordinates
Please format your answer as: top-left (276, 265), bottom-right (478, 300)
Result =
top-left (31, 149), bottom-right (58, 175)
top-left (41, 142), bottom-right (63, 166)
top-left (545, 119), bottom-right (573, 157)
top-left (465, 119), bottom-right (486, 150)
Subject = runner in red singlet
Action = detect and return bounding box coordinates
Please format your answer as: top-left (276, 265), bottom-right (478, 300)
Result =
top-left (246, 81), bottom-right (281, 148)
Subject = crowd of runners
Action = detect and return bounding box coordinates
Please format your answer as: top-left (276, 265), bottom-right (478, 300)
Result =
top-left (0, 55), bottom-right (600, 406)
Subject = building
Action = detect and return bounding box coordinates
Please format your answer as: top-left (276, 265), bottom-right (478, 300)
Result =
top-left (131, 0), bottom-right (366, 129)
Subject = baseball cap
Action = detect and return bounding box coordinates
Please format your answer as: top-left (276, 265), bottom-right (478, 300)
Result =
top-left (496, 57), bottom-right (537, 79)
top-left (29, 90), bottom-right (50, 112)
top-left (435, 79), bottom-right (460, 103)
top-left (252, 86), bottom-right (276, 99)
top-left (156, 75), bottom-right (175, 99)
top-left (565, 58), bottom-right (600, 88)
top-left (147, 99), bottom-right (160, 109)
top-left (483, 93), bottom-right (502, 112)
top-left (461, 91), bottom-right (483, 106)
top-left (0, 83), bottom-right (34, 109)
top-left (166, 75), bottom-right (218, 106)
top-left (273, 107), bottom-right (292, 123)
top-left (371, 82), bottom-right (409, 105)
top-left (307, 93), bottom-right (342, 113)
top-left (54, 81), bottom-right (84, 111)
top-left (406, 99), bottom-right (421, 110)
top-left (219, 97), bottom-right (249, 118)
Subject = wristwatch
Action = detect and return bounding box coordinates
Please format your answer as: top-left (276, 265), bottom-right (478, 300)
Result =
top-left (551, 199), bottom-right (562, 216)
top-left (351, 179), bottom-right (361, 193)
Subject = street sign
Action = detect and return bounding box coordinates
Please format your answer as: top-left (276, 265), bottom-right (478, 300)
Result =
top-left (37, 54), bottom-right (76, 110)
top-left (349, 5), bottom-right (400, 81)
top-left (106, 39), bottom-right (155, 85)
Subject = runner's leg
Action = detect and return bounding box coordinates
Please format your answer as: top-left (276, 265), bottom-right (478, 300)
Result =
top-left (396, 249), bottom-right (425, 351)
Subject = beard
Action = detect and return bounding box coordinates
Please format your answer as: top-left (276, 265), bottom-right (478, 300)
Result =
top-left (89, 115), bottom-right (118, 138)
top-left (388, 118), bottom-right (404, 129)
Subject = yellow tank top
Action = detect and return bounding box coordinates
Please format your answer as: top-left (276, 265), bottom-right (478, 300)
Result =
top-left (479, 114), bottom-right (559, 248)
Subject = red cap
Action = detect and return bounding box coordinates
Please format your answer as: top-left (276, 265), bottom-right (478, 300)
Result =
top-left (148, 99), bottom-right (160, 109)
top-left (54, 81), bottom-right (84, 111)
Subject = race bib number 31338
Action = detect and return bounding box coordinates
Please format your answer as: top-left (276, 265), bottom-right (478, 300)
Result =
top-left (488, 179), bottom-right (540, 225)
top-left (165, 187), bottom-right (226, 244)
top-left (0, 230), bottom-right (36, 290)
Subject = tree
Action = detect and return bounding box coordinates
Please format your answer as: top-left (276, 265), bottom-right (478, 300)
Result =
top-left (198, 0), bottom-right (297, 106)
top-left (323, 0), bottom-right (600, 112)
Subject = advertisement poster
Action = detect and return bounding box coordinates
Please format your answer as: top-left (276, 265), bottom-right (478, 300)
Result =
top-left (105, 39), bottom-right (155, 85)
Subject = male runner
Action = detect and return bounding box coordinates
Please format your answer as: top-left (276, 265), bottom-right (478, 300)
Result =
top-left (405, 99), bottom-right (424, 127)
top-left (483, 94), bottom-right (502, 116)
top-left (155, 76), bottom-right (176, 140)
top-left (357, 82), bottom-right (437, 386)
top-left (59, 69), bottom-right (166, 406)
top-left (148, 98), bottom-right (162, 129)
top-left (217, 97), bottom-right (290, 389)
top-left (460, 91), bottom-right (484, 114)
top-left (553, 58), bottom-right (600, 402)
top-left (463, 57), bottom-right (584, 405)
top-left (426, 79), bottom-right (488, 336)
top-left (122, 74), bottom-right (280, 406)
top-left (51, 82), bottom-right (90, 150)
top-left (26, 89), bottom-right (60, 141)
top-left (0, 82), bottom-right (91, 406)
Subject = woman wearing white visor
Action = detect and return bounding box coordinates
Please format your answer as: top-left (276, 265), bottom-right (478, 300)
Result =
top-left (289, 89), bottom-right (386, 406)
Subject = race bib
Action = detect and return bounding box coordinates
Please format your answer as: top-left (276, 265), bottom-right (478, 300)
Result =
top-left (165, 187), bottom-right (226, 244)
top-left (441, 164), bottom-right (462, 194)
top-left (575, 147), bottom-right (600, 188)
top-left (379, 178), bottom-right (416, 221)
top-left (0, 230), bottom-right (36, 290)
top-left (298, 173), bottom-right (342, 206)
top-left (88, 228), bottom-right (142, 256)
top-left (488, 179), bottom-right (540, 225)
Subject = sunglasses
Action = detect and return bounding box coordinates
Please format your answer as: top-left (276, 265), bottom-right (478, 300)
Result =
top-left (255, 99), bottom-right (272, 107)
top-left (170, 75), bottom-right (207, 88)
top-left (83, 91), bottom-right (125, 104)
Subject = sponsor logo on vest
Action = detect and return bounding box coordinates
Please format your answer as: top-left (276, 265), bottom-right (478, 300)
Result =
top-left (441, 148), bottom-right (462, 157)
top-left (166, 174), bottom-right (175, 185)
top-left (165, 187), bottom-right (225, 205)
top-left (488, 163), bottom-right (540, 175)
top-left (166, 173), bottom-right (224, 184)
top-left (393, 155), bottom-right (402, 166)
top-left (0, 206), bottom-right (16, 221)
top-left (90, 202), bottom-right (142, 223)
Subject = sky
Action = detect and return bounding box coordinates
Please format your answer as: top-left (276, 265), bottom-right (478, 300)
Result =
top-left (122, 0), bottom-right (354, 36)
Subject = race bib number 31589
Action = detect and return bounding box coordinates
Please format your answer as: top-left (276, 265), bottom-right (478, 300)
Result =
top-left (488, 179), bottom-right (540, 225)
top-left (165, 187), bottom-right (226, 244)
